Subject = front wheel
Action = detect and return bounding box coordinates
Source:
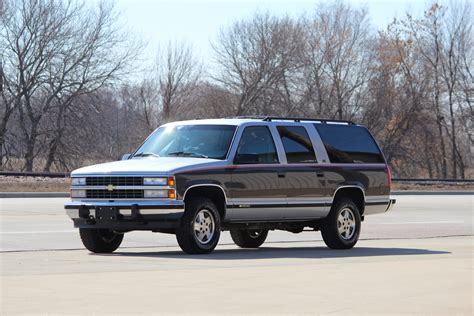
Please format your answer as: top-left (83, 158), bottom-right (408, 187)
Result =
top-left (321, 198), bottom-right (361, 249)
top-left (79, 228), bottom-right (124, 253)
top-left (176, 198), bottom-right (221, 254)
top-left (230, 229), bottom-right (268, 248)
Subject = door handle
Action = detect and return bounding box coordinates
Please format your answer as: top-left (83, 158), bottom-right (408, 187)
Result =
top-left (316, 172), bottom-right (324, 178)
top-left (278, 172), bottom-right (286, 178)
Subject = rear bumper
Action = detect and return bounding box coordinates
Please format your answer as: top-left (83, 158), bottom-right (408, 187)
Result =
top-left (386, 198), bottom-right (396, 212)
top-left (64, 200), bottom-right (185, 231)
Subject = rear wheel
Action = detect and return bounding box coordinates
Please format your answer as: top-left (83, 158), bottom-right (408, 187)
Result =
top-left (321, 198), bottom-right (361, 249)
top-left (79, 228), bottom-right (124, 253)
top-left (230, 229), bottom-right (268, 248)
top-left (176, 198), bottom-right (221, 254)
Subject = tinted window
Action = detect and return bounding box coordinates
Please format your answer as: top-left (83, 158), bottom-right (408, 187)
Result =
top-left (314, 124), bottom-right (384, 163)
top-left (277, 126), bottom-right (317, 163)
top-left (235, 126), bottom-right (278, 164)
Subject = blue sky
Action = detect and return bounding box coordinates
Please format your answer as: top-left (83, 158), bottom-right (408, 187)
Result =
top-left (114, 0), bottom-right (430, 70)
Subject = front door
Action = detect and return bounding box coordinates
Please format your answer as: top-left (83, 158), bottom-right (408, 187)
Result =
top-left (227, 125), bottom-right (285, 221)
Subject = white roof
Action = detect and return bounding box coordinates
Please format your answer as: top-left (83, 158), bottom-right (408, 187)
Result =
top-left (162, 118), bottom-right (262, 127)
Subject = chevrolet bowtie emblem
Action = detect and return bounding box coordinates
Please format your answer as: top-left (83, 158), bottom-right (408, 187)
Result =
top-left (107, 184), bottom-right (115, 191)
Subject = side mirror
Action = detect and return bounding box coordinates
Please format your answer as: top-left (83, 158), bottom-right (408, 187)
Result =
top-left (234, 153), bottom-right (259, 164)
top-left (121, 153), bottom-right (131, 161)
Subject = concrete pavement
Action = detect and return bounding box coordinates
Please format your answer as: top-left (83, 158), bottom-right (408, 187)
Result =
top-left (0, 195), bottom-right (473, 314)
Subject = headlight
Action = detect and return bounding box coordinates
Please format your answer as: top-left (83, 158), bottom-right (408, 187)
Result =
top-left (144, 189), bottom-right (169, 198)
top-left (70, 189), bottom-right (86, 198)
top-left (71, 177), bottom-right (86, 186)
top-left (143, 177), bottom-right (175, 186)
top-left (143, 177), bottom-right (168, 185)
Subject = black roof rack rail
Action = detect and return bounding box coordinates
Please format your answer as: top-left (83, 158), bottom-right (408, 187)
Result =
top-left (225, 115), bottom-right (268, 120)
top-left (225, 116), bottom-right (355, 125)
top-left (262, 116), bottom-right (355, 125)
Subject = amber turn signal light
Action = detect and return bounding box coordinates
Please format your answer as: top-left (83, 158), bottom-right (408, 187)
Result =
top-left (168, 189), bottom-right (176, 199)
top-left (168, 177), bottom-right (175, 187)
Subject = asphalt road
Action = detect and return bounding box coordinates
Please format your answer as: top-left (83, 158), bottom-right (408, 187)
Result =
top-left (1, 195), bottom-right (473, 314)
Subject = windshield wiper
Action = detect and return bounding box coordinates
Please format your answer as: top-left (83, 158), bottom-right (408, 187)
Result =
top-left (167, 151), bottom-right (209, 158)
top-left (133, 152), bottom-right (160, 158)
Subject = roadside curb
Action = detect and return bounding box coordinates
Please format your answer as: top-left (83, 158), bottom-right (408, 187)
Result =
top-left (0, 192), bottom-right (69, 198)
top-left (0, 190), bottom-right (472, 198)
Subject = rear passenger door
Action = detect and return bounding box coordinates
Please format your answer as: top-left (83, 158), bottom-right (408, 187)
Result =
top-left (227, 125), bottom-right (285, 221)
top-left (275, 125), bottom-right (329, 219)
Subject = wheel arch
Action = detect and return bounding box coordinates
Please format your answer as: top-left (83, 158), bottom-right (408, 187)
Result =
top-left (183, 184), bottom-right (227, 220)
top-left (332, 185), bottom-right (366, 215)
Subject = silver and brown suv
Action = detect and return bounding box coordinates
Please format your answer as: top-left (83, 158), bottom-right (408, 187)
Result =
top-left (65, 117), bottom-right (396, 254)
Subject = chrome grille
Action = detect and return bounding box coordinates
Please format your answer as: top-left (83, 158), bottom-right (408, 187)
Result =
top-left (86, 189), bottom-right (144, 199)
top-left (86, 177), bottom-right (143, 186)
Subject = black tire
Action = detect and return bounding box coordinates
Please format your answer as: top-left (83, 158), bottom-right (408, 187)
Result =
top-left (79, 228), bottom-right (124, 253)
top-left (321, 198), bottom-right (361, 249)
top-left (176, 198), bottom-right (221, 254)
top-left (230, 229), bottom-right (268, 248)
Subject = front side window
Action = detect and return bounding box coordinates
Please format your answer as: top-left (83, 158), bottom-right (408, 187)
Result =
top-left (133, 125), bottom-right (236, 160)
top-left (234, 126), bottom-right (278, 164)
top-left (277, 126), bottom-right (317, 163)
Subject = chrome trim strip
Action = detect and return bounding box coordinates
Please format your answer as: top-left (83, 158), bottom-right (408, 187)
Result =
top-left (139, 209), bottom-right (183, 215)
top-left (71, 198), bottom-right (174, 201)
top-left (364, 204), bottom-right (388, 215)
top-left (65, 200), bottom-right (184, 219)
top-left (72, 172), bottom-right (171, 177)
top-left (65, 200), bottom-right (184, 207)
top-left (332, 185), bottom-right (366, 204)
top-left (228, 197), bottom-right (287, 205)
top-left (365, 195), bottom-right (389, 203)
top-left (66, 208), bottom-right (183, 219)
top-left (287, 197), bottom-right (331, 204)
top-left (183, 184), bottom-right (228, 203)
top-left (71, 186), bottom-right (173, 190)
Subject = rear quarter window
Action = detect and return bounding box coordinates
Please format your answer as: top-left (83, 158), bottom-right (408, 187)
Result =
top-left (314, 124), bottom-right (385, 164)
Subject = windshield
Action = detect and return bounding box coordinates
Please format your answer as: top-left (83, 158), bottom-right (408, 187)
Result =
top-left (133, 125), bottom-right (237, 160)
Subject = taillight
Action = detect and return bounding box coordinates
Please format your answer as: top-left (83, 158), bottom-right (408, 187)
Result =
top-left (387, 166), bottom-right (392, 190)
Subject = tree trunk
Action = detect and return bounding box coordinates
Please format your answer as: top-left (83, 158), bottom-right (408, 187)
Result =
top-left (448, 91), bottom-right (457, 178)
top-left (24, 138), bottom-right (35, 171)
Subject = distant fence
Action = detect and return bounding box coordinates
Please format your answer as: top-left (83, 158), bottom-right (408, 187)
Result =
top-left (0, 171), bottom-right (473, 183)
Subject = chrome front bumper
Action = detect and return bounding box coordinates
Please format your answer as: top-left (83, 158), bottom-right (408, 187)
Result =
top-left (64, 200), bottom-right (185, 219)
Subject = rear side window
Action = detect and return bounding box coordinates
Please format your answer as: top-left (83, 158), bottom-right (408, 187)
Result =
top-left (314, 124), bottom-right (384, 163)
top-left (277, 126), bottom-right (317, 163)
top-left (235, 126), bottom-right (278, 164)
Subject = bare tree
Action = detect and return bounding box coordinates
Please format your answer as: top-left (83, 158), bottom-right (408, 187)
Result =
top-left (119, 80), bottom-right (160, 133)
top-left (1, 0), bottom-right (140, 171)
top-left (301, 2), bottom-right (371, 120)
top-left (212, 12), bottom-right (303, 115)
top-left (155, 42), bottom-right (201, 122)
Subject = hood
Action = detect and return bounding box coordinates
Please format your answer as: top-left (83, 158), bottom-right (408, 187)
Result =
top-left (71, 157), bottom-right (225, 176)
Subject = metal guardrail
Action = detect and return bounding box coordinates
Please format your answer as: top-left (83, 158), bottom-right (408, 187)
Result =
top-left (0, 171), bottom-right (70, 178)
top-left (393, 178), bottom-right (474, 183)
top-left (0, 171), bottom-right (473, 183)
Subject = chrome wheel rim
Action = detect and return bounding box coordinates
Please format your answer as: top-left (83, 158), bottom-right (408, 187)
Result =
top-left (193, 209), bottom-right (215, 244)
top-left (337, 208), bottom-right (356, 240)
